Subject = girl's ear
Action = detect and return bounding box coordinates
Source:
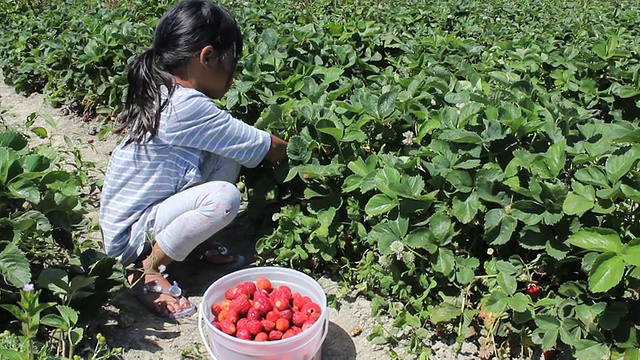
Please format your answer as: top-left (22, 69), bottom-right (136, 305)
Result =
top-left (199, 45), bottom-right (216, 66)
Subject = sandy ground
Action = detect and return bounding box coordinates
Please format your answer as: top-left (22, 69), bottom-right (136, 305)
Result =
top-left (0, 73), bottom-right (521, 360)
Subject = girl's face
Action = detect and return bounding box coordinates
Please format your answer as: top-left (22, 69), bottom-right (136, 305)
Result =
top-left (195, 46), bottom-right (236, 99)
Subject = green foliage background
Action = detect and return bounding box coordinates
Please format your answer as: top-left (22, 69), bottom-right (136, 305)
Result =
top-left (1, 0), bottom-right (640, 358)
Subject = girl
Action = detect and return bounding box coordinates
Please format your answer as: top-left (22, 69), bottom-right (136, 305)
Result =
top-left (99, 0), bottom-right (287, 318)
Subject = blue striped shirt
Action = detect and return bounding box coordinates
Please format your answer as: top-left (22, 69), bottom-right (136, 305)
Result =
top-left (99, 86), bottom-right (271, 265)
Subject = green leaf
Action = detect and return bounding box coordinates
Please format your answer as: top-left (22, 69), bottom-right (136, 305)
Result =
top-left (0, 350), bottom-right (26, 360)
top-left (430, 303), bottom-right (462, 323)
top-left (573, 339), bottom-right (610, 360)
top-left (605, 147), bottom-right (640, 183)
top-left (568, 228), bottom-right (624, 253)
top-left (484, 209), bottom-right (517, 245)
top-left (508, 293), bottom-right (530, 312)
top-left (0, 131), bottom-right (27, 150)
top-left (439, 129), bottom-right (483, 144)
top-left (575, 166), bottom-right (609, 187)
top-left (369, 218), bottom-right (408, 255)
top-left (287, 136), bottom-right (312, 163)
top-left (484, 290), bottom-right (508, 314)
top-left (498, 272), bottom-right (517, 295)
top-left (365, 194), bottom-right (397, 216)
top-left (589, 252), bottom-right (625, 293)
top-left (57, 305), bottom-right (78, 327)
top-left (0, 242), bottom-right (31, 288)
top-left (617, 85), bottom-right (640, 99)
top-left (377, 89), bottom-right (398, 119)
top-left (452, 192), bottom-right (482, 224)
top-left (40, 314), bottom-right (67, 329)
top-left (562, 192), bottom-right (594, 215)
top-left (7, 178), bottom-right (40, 204)
top-left (545, 139), bottom-right (566, 177)
top-left (622, 240), bottom-right (640, 267)
top-left (433, 248), bottom-right (455, 276)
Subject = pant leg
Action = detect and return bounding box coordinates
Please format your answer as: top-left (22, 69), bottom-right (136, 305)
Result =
top-left (200, 152), bottom-right (242, 184)
top-left (151, 181), bottom-right (241, 262)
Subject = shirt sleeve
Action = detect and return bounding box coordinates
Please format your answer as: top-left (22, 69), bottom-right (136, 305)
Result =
top-left (162, 88), bottom-right (272, 168)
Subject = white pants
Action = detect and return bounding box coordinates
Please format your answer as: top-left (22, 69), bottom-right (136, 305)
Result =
top-left (150, 155), bottom-right (242, 262)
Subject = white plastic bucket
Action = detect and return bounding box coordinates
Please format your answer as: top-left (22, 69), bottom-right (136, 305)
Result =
top-left (198, 266), bottom-right (329, 360)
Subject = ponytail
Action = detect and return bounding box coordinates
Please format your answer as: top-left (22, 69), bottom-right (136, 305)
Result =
top-left (115, 49), bottom-right (175, 143)
top-left (114, 0), bottom-right (243, 143)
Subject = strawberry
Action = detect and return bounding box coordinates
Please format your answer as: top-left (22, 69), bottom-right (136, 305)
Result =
top-left (220, 299), bottom-right (231, 311)
top-left (87, 139), bottom-right (94, 144)
top-left (282, 329), bottom-right (297, 339)
top-left (247, 319), bottom-right (263, 335)
top-left (266, 310), bottom-right (280, 322)
top-left (301, 302), bottom-right (321, 316)
top-left (308, 311), bottom-right (321, 322)
top-left (240, 281), bottom-right (257, 296)
top-left (293, 296), bottom-right (311, 309)
top-left (225, 286), bottom-right (242, 300)
top-left (292, 312), bottom-right (308, 327)
top-left (226, 309), bottom-right (239, 324)
top-left (253, 295), bottom-right (272, 315)
top-left (236, 327), bottom-right (251, 340)
top-left (275, 318), bottom-right (290, 332)
top-left (268, 330), bottom-right (283, 341)
top-left (246, 307), bottom-right (262, 321)
top-left (279, 309), bottom-right (293, 321)
top-left (543, 349), bottom-right (557, 360)
top-left (527, 283), bottom-right (541, 296)
top-left (278, 285), bottom-right (292, 300)
top-left (256, 277), bottom-right (272, 292)
top-left (211, 321), bottom-right (221, 330)
top-left (290, 326), bottom-right (302, 334)
top-left (211, 304), bottom-right (222, 316)
top-left (230, 294), bottom-right (251, 315)
top-left (254, 332), bottom-right (268, 341)
top-left (261, 319), bottom-right (276, 332)
top-left (217, 310), bottom-right (229, 322)
top-left (236, 318), bottom-right (249, 330)
top-left (302, 320), bottom-right (315, 331)
top-left (272, 297), bottom-right (290, 311)
top-left (220, 320), bottom-right (236, 335)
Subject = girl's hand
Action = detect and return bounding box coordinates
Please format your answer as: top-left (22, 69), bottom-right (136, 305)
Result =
top-left (264, 134), bottom-right (288, 164)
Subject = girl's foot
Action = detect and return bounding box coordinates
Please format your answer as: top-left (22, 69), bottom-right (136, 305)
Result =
top-left (128, 271), bottom-right (196, 318)
top-left (199, 243), bottom-right (246, 270)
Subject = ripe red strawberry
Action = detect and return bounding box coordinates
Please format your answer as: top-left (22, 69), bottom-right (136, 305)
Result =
top-left (230, 294), bottom-right (251, 315)
top-left (253, 295), bottom-right (272, 315)
top-left (236, 318), bottom-right (249, 330)
top-left (291, 326), bottom-right (302, 334)
top-left (211, 321), bottom-right (221, 330)
top-left (87, 139), bottom-right (94, 144)
top-left (256, 277), bottom-right (272, 292)
top-left (240, 281), bottom-right (257, 295)
top-left (220, 300), bottom-right (231, 311)
top-left (279, 309), bottom-right (293, 321)
top-left (275, 318), bottom-right (290, 332)
top-left (225, 286), bottom-right (242, 300)
top-left (278, 285), bottom-right (292, 299)
top-left (211, 304), bottom-right (222, 316)
top-left (236, 327), bottom-right (251, 340)
top-left (220, 320), bottom-right (236, 335)
top-left (302, 320), bottom-right (315, 331)
top-left (527, 283), bottom-right (541, 296)
top-left (217, 310), bottom-right (229, 322)
top-left (254, 332), bottom-right (268, 341)
top-left (282, 329), bottom-right (297, 339)
top-left (82, 114), bottom-right (90, 122)
top-left (543, 349), bottom-right (557, 360)
top-left (268, 330), bottom-right (283, 341)
top-left (261, 319), bottom-right (276, 332)
top-left (247, 319), bottom-right (263, 335)
top-left (246, 307), bottom-right (261, 321)
top-left (293, 296), bottom-right (311, 309)
top-left (292, 312), bottom-right (308, 327)
top-left (301, 302), bottom-right (321, 316)
top-left (308, 311), bottom-right (321, 322)
top-left (272, 297), bottom-right (290, 311)
top-left (266, 311), bottom-right (280, 322)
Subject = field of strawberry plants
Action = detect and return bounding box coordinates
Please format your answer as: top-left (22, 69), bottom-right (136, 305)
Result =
top-left (2, 0), bottom-right (640, 358)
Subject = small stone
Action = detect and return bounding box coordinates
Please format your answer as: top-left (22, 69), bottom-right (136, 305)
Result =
top-left (88, 127), bottom-right (98, 135)
top-left (350, 326), bottom-right (363, 337)
top-left (460, 342), bottom-right (478, 354)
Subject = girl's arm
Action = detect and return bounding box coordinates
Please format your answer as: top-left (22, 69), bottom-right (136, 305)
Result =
top-left (264, 134), bottom-right (288, 164)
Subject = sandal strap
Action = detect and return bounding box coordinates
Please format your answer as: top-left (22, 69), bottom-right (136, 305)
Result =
top-left (143, 280), bottom-right (183, 297)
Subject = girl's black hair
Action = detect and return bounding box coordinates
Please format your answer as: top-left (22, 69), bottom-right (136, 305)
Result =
top-left (116, 0), bottom-right (243, 143)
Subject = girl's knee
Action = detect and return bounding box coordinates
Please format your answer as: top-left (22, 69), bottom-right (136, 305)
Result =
top-left (202, 181), bottom-right (240, 218)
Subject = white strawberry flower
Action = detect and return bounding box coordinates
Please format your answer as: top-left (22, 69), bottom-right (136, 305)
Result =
top-left (402, 131), bottom-right (415, 146)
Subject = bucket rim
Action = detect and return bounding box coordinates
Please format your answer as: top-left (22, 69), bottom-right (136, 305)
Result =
top-left (200, 266), bottom-right (328, 347)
